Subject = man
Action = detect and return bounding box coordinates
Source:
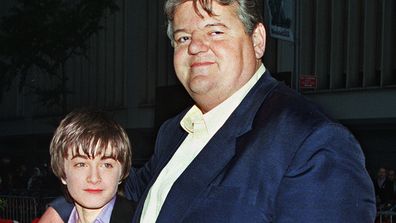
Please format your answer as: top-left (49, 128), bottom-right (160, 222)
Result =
top-left (373, 167), bottom-right (394, 207)
top-left (389, 169), bottom-right (396, 203)
top-left (40, 0), bottom-right (376, 222)
top-left (389, 169), bottom-right (396, 188)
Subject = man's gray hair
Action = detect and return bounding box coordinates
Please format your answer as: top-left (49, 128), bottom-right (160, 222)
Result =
top-left (164, 0), bottom-right (263, 44)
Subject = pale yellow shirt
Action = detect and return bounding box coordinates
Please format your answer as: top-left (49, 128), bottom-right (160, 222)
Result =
top-left (140, 64), bottom-right (266, 223)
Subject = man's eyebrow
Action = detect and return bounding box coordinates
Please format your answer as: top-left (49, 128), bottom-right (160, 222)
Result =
top-left (173, 23), bottom-right (228, 36)
top-left (204, 22), bottom-right (227, 28)
top-left (173, 28), bottom-right (187, 36)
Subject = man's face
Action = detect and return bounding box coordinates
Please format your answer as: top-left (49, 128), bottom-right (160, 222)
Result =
top-left (389, 170), bottom-right (395, 181)
top-left (62, 148), bottom-right (122, 211)
top-left (378, 168), bottom-right (387, 178)
top-left (172, 1), bottom-right (265, 112)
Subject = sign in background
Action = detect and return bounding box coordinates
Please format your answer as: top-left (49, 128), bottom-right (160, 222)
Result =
top-left (266, 0), bottom-right (294, 42)
top-left (299, 75), bottom-right (317, 89)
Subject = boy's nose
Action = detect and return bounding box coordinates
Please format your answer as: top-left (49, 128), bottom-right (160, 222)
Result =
top-left (87, 167), bottom-right (101, 184)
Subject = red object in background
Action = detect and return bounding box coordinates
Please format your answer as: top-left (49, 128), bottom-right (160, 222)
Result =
top-left (0, 218), bottom-right (40, 223)
top-left (299, 75), bottom-right (317, 89)
top-left (31, 218), bottom-right (40, 223)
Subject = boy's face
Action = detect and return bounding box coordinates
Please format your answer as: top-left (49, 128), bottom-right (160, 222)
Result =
top-left (62, 147), bottom-right (122, 210)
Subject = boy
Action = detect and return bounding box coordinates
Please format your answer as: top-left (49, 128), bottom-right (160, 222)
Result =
top-left (49, 110), bottom-right (135, 223)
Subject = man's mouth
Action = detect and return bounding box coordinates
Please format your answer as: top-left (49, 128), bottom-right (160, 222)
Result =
top-left (190, 61), bottom-right (215, 68)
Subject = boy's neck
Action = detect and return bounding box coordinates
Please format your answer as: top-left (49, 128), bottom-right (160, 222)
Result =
top-left (75, 203), bottom-right (104, 223)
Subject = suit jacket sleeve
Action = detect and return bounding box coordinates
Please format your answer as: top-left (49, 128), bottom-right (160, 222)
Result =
top-left (49, 196), bottom-right (73, 222)
top-left (273, 123), bottom-right (376, 222)
top-left (123, 143), bottom-right (158, 202)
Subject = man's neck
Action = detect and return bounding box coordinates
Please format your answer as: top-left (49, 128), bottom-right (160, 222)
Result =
top-left (196, 62), bottom-right (265, 114)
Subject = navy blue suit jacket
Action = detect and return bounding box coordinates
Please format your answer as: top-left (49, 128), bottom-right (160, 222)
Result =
top-left (125, 71), bottom-right (376, 222)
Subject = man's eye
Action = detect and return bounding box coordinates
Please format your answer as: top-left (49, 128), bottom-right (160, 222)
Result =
top-left (210, 31), bottom-right (224, 36)
top-left (176, 36), bottom-right (190, 44)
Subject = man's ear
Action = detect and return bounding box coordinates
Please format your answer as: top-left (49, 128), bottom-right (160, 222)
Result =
top-left (61, 178), bottom-right (67, 185)
top-left (252, 23), bottom-right (266, 59)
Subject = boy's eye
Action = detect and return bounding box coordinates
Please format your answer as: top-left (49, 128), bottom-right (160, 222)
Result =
top-left (103, 163), bottom-right (113, 168)
top-left (74, 163), bottom-right (86, 168)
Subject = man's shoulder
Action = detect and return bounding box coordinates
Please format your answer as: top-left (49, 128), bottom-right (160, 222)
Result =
top-left (258, 81), bottom-right (335, 127)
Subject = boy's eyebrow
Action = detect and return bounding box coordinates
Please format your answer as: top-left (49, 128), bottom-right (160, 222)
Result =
top-left (71, 154), bottom-right (88, 159)
top-left (101, 155), bottom-right (117, 160)
top-left (70, 154), bottom-right (116, 159)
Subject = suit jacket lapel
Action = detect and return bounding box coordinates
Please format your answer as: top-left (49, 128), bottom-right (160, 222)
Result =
top-left (156, 71), bottom-right (279, 223)
top-left (132, 116), bottom-right (189, 223)
top-left (156, 128), bottom-right (238, 223)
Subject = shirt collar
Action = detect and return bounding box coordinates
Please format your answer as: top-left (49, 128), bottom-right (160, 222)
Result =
top-left (180, 105), bottom-right (208, 137)
top-left (180, 64), bottom-right (266, 136)
top-left (68, 196), bottom-right (116, 223)
top-left (96, 196), bottom-right (116, 223)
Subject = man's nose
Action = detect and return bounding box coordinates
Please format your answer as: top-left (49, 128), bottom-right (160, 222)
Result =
top-left (87, 166), bottom-right (101, 184)
top-left (188, 34), bottom-right (209, 55)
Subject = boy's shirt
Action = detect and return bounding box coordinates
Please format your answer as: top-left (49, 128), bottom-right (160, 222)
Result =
top-left (68, 196), bottom-right (116, 223)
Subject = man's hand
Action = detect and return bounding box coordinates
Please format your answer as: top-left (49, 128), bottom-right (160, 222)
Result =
top-left (38, 207), bottom-right (64, 223)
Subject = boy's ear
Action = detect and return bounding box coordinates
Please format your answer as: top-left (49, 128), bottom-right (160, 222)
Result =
top-left (61, 178), bottom-right (67, 185)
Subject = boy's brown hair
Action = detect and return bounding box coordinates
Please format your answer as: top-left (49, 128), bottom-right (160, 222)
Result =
top-left (50, 109), bottom-right (132, 182)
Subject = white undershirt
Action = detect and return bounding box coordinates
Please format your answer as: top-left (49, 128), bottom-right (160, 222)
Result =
top-left (140, 65), bottom-right (265, 223)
